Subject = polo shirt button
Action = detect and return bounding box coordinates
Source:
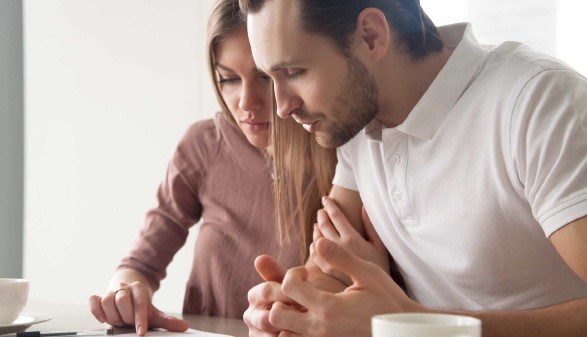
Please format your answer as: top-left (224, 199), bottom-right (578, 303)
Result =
top-left (393, 190), bottom-right (402, 200)
top-left (393, 154), bottom-right (401, 164)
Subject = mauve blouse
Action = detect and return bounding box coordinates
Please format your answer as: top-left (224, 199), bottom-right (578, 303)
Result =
top-left (119, 112), bottom-right (303, 318)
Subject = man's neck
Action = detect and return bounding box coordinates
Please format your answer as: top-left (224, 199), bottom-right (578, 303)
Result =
top-left (376, 47), bottom-right (453, 128)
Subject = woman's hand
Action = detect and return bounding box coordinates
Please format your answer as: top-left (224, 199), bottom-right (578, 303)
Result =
top-left (310, 197), bottom-right (390, 285)
top-left (89, 276), bottom-right (188, 336)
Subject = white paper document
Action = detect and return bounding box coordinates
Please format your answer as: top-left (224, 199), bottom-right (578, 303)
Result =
top-left (115, 329), bottom-right (233, 337)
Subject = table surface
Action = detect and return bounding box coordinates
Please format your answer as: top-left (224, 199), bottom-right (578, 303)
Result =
top-left (20, 301), bottom-right (248, 337)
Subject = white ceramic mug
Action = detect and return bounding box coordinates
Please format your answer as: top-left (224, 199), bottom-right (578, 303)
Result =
top-left (372, 313), bottom-right (481, 337)
top-left (0, 278), bottom-right (30, 324)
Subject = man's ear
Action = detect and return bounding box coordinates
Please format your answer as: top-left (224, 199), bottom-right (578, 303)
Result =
top-left (354, 8), bottom-right (390, 62)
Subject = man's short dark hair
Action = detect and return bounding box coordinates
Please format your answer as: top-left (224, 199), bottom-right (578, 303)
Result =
top-left (239, 0), bottom-right (443, 60)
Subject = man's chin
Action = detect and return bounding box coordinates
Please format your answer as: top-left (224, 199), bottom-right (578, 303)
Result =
top-left (315, 128), bottom-right (362, 148)
top-left (315, 133), bottom-right (341, 149)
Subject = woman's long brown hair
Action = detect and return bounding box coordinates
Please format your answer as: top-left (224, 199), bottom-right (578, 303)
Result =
top-left (270, 98), bottom-right (337, 262)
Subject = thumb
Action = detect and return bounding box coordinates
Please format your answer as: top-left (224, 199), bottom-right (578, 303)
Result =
top-left (255, 255), bottom-right (287, 282)
top-left (315, 238), bottom-right (375, 285)
top-left (148, 304), bottom-right (190, 332)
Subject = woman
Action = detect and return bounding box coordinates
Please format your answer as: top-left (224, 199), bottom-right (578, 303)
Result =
top-left (88, 0), bottom-right (335, 334)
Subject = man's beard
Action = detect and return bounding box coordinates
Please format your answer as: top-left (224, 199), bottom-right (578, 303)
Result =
top-left (315, 55), bottom-right (379, 148)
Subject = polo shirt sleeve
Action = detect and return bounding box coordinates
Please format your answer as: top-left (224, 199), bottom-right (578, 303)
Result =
top-left (332, 144), bottom-right (359, 191)
top-left (511, 69), bottom-right (587, 237)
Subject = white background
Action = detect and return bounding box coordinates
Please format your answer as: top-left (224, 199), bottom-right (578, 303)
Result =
top-left (22, 0), bottom-right (587, 314)
top-left (24, 0), bottom-right (217, 312)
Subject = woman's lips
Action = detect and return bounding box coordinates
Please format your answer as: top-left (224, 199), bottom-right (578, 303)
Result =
top-left (241, 121), bottom-right (269, 132)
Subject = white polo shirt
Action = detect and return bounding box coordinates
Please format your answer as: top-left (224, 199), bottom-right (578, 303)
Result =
top-left (333, 23), bottom-right (587, 311)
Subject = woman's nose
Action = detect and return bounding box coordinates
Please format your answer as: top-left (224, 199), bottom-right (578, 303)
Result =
top-left (239, 81), bottom-right (264, 113)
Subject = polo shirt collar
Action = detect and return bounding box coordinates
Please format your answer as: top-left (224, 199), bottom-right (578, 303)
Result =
top-left (365, 23), bottom-right (486, 141)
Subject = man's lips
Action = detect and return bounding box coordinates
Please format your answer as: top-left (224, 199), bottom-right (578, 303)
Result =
top-left (302, 121), bottom-right (318, 133)
top-left (292, 115), bottom-right (319, 133)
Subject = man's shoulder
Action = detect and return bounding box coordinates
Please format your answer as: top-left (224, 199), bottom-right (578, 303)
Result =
top-left (486, 41), bottom-right (574, 78)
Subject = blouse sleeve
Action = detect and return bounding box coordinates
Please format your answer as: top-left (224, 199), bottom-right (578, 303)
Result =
top-left (118, 119), bottom-right (221, 290)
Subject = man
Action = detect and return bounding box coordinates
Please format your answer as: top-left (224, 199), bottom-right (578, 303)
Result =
top-left (240, 0), bottom-right (587, 336)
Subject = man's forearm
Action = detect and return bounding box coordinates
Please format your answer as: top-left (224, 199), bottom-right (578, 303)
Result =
top-left (452, 296), bottom-right (587, 337)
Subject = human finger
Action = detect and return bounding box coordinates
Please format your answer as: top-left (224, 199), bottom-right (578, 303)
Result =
top-left (269, 301), bottom-right (315, 336)
top-left (316, 209), bottom-right (340, 239)
top-left (248, 281), bottom-right (292, 308)
top-left (126, 283), bottom-right (150, 335)
top-left (280, 267), bottom-right (331, 314)
top-left (277, 332), bottom-right (303, 337)
top-left (147, 305), bottom-right (189, 332)
top-left (88, 295), bottom-right (107, 323)
top-left (114, 287), bottom-right (135, 325)
top-left (255, 255), bottom-right (286, 283)
top-left (246, 282), bottom-right (296, 335)
top-left (100, 291), bottom-right (125, 326)
top-left (315, 238), bottom-right (380, 285)
top-left (321, 196), bottom-right (357, 238)
top-left (243, 297), bottom-right (281, 335)
top-left (312, 223), bottom-right (323, 242)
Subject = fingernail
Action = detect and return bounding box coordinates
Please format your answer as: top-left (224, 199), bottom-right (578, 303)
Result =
top-left (321, 196), bottom-right (327, 205)
top-left (137, 325), bottom-right (145, 336)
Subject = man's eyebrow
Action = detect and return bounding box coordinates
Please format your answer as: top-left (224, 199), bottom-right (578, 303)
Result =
top-left (268, 59), bottom-right (308, 73)
top-left (269, 62), bottom-right (290, 73)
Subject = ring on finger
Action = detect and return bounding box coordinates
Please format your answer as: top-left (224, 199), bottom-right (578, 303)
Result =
top-left (114, 287), bottom-right (127, 295)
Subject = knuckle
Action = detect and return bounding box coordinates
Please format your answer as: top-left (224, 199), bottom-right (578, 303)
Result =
top-left (130, 281), bottom-right (145, 292)
top-left (247, 287), bottom-right (258, 304)
top-left (280, 277), bottom-right (293, 294)
top-left (340, 236), bottom-right (353, 246)
top-left (101, 294), bottom-right (113, 306)
top-left (115, 293), bottom-right (132, 308)
top-left (259, 282), bottom-right (277, 301)
top-left (249, 310), bottom-right (273, 331)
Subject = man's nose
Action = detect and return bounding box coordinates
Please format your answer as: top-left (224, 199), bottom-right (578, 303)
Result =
top-left (274, 83), bottom-right (301, 119)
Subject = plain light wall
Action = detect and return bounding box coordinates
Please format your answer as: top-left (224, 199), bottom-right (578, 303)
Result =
top-left (24, 0), bottom-right (217, 312)
top-left (422, 0), bottom-right (587, 76)
top-left (0, 0), bottom-right (24, 278)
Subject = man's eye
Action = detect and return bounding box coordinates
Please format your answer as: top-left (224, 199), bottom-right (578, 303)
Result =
top-left (286, 69), bottom-right (305, 79)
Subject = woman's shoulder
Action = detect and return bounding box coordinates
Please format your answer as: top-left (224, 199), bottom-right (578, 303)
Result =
top-left (181, 113), bottom-right (219, 139)
top-left (173, 113), bottom-right (229, 168)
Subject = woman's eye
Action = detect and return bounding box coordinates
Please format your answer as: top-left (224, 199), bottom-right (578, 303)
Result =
top-left (218, 76), bottom-right (241, 84)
